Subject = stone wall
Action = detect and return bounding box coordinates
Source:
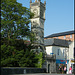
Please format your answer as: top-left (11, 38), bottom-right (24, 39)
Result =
top-left (1, 67), bottom-right (46, 75)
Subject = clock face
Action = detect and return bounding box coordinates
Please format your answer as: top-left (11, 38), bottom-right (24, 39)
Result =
top-left (33, 9), bottom-right (38, 17)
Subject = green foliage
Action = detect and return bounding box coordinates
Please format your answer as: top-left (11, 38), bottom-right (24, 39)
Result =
top-left (1, 0), bottom-right (42, 68)
top-left (34, 52), bottom-right (44, 68)
top-left (1, 40), bottom-right (37, 67)
top-left (1, 44), bottom-right (18, 67)
top-left (1, 0), bottom-right (33, 40)
top-left (1, 38), bottom-right (40, 67)
top-left (15, 50), bottom-right (38, 67)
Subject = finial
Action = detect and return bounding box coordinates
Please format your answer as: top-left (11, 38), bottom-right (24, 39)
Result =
top-left (35, 0), bottom-right (37, 2)
top-left (38, 0), bottom-right (41, 2)
top-left (30, 0), bottom-right (32, 3)
top-left (44, 1), bottom-right (46, 5)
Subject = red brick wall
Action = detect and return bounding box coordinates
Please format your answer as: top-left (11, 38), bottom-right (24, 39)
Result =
top-left (45, 34), bottom-right (75, 41)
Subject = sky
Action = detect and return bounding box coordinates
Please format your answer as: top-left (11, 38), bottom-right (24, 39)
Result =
top-left (17, 0), bottom-right (74, 37)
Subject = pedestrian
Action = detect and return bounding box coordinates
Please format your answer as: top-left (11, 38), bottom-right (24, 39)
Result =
top-left (64, 66), bottom-right (67, 74)
top-left (69, 66), bottom-right (72, 74)
top-left (59, 66), bottom-right (62, 73)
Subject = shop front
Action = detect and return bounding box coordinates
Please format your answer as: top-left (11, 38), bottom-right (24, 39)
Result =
top-left (70, 59), bottom-right (75, 73)
top-left (56, 59), bottom-right (69, 73)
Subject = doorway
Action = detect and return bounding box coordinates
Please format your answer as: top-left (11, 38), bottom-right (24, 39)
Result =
top-left (48, 64), bottom-right (50, 73)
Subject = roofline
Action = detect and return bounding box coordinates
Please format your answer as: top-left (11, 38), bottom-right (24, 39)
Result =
top-left (44, 30), bottom-right (75, 38)
top-left (45, 45), bottom-right (69, 48)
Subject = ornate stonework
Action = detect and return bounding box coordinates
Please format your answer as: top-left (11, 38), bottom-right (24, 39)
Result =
top-left (30, 0), bottom-right (56, 72)
top-left (30, 0), bottom-right (46, 53)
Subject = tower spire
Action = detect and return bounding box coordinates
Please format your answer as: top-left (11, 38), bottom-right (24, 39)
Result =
top-left (35, 0), bottom-right (37, 2)
top-left (30, 0), bottom-right (32, 3)
top-left (38, 0), bottom-right (41, 2)
top-left (44, 1), bottom-right (46, 5)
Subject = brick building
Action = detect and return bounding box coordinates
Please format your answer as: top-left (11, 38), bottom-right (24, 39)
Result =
top-left (44, 30), bottom-right (75, 41)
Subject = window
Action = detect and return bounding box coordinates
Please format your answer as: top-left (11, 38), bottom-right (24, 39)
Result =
top-left (70, 35), bottom-right (72, 38)
top-left (57, 49), bottom-right (60, 55)
top-left (63, 49), bottom-right (65, 56)
top-left (56, 37), bottom-right (58, 39)
top-left (64, 36), bottom-right (66, 39)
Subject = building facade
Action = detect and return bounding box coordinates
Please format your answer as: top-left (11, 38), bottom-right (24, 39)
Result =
top-left (44, 30), bottom-right (74, 41)
top-left (46, 54), bottom-right (56, 73)
top-left (44, 38), bottom-right (69, 72)
top-left (30, 0), bottom-right (56, 73)
top-left (30, 0), bottom-right (75, 73)
top-left (30, 0), bottom-right (46, 53)
top-left (44, 30), bottom-right (75, 73)
top-left (68, 41), bottom-right (75, 73)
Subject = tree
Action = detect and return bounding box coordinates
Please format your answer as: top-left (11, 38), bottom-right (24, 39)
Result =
top-left (1, 39), bottom-right (39, 67)
top-left (1, 0), bottom-right (44, 68)
top-left (1, 0), bottom-right (40, 67)
top-left (1, 44), bottom-right (18, 67)
top-left (1, 0), bottom-right (33, 40)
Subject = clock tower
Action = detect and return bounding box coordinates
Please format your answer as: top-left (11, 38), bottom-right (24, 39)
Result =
top-left (30, 0), bottom-right (46, 53)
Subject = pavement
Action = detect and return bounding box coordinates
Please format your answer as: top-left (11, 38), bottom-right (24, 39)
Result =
top-left (10, 73), bottom-right (74, 75)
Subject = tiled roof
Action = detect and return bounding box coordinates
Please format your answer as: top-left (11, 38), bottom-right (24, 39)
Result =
top-left (44, 38), bottom-right (70, 47)
top-left (45, 30), bottom-right (74, 38)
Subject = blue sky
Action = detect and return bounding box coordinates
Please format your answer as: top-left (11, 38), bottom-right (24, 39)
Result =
top-left (17, 0), bottom-right (74, 37)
